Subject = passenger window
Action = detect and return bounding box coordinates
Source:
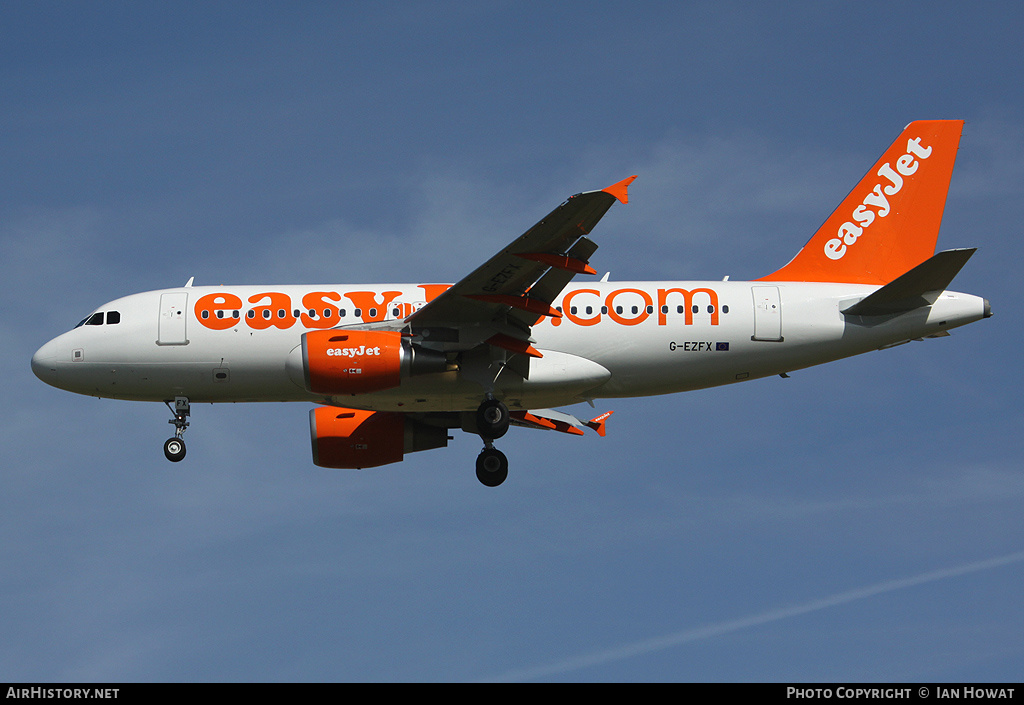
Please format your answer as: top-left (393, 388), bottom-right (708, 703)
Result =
top-left (722, 305), bottom-right (730, 314)
top-left (106, 311), bottom-right (121, 325)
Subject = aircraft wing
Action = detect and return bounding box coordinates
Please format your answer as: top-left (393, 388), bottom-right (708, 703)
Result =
top-left (405, 176), bottom-right (636, 353)
top-left (510, 409), bottom-right (614, 436)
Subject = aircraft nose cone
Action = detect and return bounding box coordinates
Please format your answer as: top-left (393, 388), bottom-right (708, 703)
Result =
top-left (31, 341), bottom-right (58, 386)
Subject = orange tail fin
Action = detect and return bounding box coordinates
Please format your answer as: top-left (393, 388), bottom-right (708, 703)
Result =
top-left (759, 120), bottom-right (963, 285)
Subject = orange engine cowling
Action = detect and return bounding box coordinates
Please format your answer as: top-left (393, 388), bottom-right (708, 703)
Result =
top-left (292, 329), bottom-right (446, 396)
top-left (309, 406), bottom-right (448, 469)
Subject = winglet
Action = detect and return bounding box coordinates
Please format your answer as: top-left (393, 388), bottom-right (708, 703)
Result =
top-left (585, 410), bottom-right (614, 437)
top-left (603, 175), bottom-right (638, 204)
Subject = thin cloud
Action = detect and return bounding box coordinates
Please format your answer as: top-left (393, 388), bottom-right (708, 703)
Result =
top-left (487, 550), bottom-right (1024, 682)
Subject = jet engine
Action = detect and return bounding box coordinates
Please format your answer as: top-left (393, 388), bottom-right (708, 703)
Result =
top-left (309, 406), bottom-right (448, 469)
top-left (288, 329), bottom-right (447, 395)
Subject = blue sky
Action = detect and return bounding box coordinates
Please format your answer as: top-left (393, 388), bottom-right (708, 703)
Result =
top-left (3, 1), bottom-right (1022, 682)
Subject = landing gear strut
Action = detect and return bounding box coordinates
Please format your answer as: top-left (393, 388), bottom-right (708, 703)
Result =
top-left (475, 397), bottom-right (510, 486)
top-left (163, 396), bottom-right (190, 462)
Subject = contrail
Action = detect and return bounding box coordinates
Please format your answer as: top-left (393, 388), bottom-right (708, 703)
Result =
top-left (486, 550), bottom-right (1024, 682)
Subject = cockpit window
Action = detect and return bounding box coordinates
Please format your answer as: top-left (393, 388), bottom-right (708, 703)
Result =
top-left (74, 311), bottom-right (119, 327)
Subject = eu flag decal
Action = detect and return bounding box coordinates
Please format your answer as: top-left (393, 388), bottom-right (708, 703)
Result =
top-left (716, 342), bottom-right (730, 351)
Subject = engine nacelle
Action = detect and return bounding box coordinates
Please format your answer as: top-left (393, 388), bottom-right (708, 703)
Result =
top-left (289, 329), bottom-right (447, 395)
top-left (309, 406), bottom-right (448, 469)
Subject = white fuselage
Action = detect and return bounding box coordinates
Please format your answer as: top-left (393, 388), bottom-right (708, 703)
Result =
top-left (31, 280), bottom-right (988, 413)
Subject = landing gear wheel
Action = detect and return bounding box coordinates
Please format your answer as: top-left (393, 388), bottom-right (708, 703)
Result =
top-left (163, 437), bottom-right (186, 462)
top-left (476, 448), bottom-right (508, 487)
top-left (163, 396), bottom-right (190, 463)
top-left (476, 398), bottom-right (510, 440)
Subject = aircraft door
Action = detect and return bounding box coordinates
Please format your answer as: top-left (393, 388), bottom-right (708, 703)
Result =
top-left (751, 286), bottom-right (783, 342)
top-left (158, 292), bottom-right (189, 345)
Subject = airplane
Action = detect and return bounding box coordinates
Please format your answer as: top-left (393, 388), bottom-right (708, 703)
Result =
top-left (31, 120), bottom-right (991, 487)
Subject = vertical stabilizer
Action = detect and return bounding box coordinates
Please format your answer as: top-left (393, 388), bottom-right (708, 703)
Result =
top-left (759, 120), bottom-right (963, 285)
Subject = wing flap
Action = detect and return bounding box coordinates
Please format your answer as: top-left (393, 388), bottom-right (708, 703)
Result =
top-left (506, 236), bottom-right (599, 329)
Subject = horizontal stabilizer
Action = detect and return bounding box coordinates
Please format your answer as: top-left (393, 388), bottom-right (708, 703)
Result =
top-left (841, 248), bottom-right (976, 316)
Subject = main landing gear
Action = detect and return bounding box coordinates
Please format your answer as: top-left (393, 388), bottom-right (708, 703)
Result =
top-left (163, 396), bottom-right (190, 462)
top-left (475, 398), bottom-right (510, 487)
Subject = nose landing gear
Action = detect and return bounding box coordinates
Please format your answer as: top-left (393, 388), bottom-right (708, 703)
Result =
top-left (475, 397), bottom-right (510, 487)
top-left (163, 396), bottom-right (190, 462)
